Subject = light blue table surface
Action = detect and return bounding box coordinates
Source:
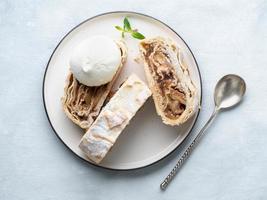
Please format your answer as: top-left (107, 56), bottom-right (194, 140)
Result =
top-left (1, 0), bottom-right (267, 199)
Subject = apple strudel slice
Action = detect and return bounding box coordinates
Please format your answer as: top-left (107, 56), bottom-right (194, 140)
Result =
top-left (61, 40), bottom-right (127, 130)
top-left (139, 37), bottom-right (198, 126)
top-left (79, 74), bottom-right (151, 163)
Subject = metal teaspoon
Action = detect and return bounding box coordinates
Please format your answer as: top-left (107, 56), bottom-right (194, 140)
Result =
top-left (160, 74), bottom-right (246, 190)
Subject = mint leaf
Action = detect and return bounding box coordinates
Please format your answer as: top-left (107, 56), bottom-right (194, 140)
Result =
top-left (123, 17), bottom-right (131, 31)
top-left (131, 32), bottom-right (145, 39)
top-left (115, 26), bottom-right (124, 31)
top-left (115, 17), bottom-right (145, 40)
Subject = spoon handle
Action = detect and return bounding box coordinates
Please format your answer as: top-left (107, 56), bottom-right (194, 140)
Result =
top-left (160, 108), bottom-right (219, 190)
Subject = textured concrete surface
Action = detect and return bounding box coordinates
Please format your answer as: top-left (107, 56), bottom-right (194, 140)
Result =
top-left (0, 0), bottom-right (267, 199)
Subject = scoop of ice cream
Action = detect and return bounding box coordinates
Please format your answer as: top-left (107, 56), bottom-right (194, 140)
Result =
top-left (70, 35), bottom-right (121, 87)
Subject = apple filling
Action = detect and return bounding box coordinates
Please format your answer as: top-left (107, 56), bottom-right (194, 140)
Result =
top-left (142, 42), bottom-right (186, 119)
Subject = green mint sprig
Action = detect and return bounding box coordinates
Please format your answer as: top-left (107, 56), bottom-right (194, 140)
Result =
top-left (115, 17), bottom-right (145, 40)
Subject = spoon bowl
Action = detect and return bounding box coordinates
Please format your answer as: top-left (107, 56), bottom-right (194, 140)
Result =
top-left (214, 74), bottom-right (246, 110)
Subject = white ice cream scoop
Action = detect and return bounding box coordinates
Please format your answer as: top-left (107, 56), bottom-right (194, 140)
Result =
top-left (70, 35), bottom-right (121, 86)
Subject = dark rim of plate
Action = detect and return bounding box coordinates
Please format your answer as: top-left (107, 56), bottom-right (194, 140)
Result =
top-left (42, 11), bottom-right (203, 171)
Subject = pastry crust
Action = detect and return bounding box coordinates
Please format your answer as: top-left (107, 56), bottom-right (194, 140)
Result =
top-left (62, 40), bottom-right (127, 130)
top-left (139, 37), bottom-right (198, 126)
top-left (79, 74), bottom-right (152, 163)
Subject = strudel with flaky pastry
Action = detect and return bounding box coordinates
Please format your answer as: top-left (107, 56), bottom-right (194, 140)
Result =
top-left (139, 37), bottom-right (198, 126)
top-left (79, 74), bottom-right (151, 163)
top-left (62, 40), bottom-right (127, 130)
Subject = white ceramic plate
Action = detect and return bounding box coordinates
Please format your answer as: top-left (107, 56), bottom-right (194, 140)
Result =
top-left (43, 11), bottom-right (202, 170)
